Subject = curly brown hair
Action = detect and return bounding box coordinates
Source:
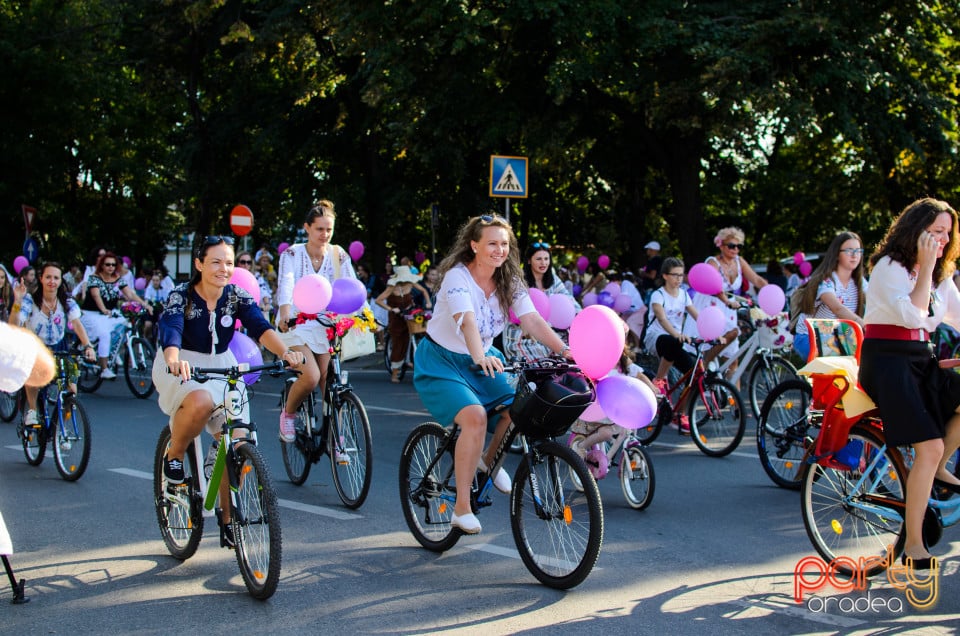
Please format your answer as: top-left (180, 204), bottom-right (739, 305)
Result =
top-left (869, 197), bottom-right (959, 284)
top-left (438, 214), bottom-right (523, 312)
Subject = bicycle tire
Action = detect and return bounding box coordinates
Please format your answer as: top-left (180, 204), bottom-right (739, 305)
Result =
top-left (280, 379), bottom-right (312, 486)
top-left (20, 404), bottom-right (46, 466)
top-left (0, 390), bottom-right (17, 422)
top-left (510, 440), bottom-right (603, 589)
top-left (635, 397), bottom-right (670, 445)
top-left (687, 376), bottom-right (745, 457)
top-left (53, 397), bottom-right (91, 481)
top-left (231, 442), bottom-right (283, 600)
top-left (747, 353), bottom-right (798, 420)
top-left (620, 444), bottom-right (655, 510)
top-left (757, 379), bottom-right (815, 489)
top-left (153, 427), bottom-right (204, 560)
top-left (800, 423), bottom-right (907, 576)
top-left (383, 333), bottom-right (409, 381)
top-left (329, 391), bottom-right (373, 508)
top-left (399, 422), bottom-right (460, 552)
top-left (123, 336), bottom-right (156, 399)
top-left (76, 359), bottom-right (103, 393)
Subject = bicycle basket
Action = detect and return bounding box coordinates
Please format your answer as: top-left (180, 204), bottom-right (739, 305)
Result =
top-left (510, 369), bottom-right (594, 439)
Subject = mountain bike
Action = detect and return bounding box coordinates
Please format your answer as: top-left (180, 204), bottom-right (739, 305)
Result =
top-left (568, 425), bottom-right (655, 510)
top-left (153, 360), bottom-right (285, 599)
top-left (635, 338), bottom-right (746, 457)
top-left (16, 350), bottom-right (91, 481)
top-left (279, 313), bottom-right (373, 508)
top-left (76, 309), bottom-right (155, 399)
top-left (399, 357), bottom-right (603, 590)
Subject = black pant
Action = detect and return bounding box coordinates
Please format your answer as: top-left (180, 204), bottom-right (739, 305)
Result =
top-left (655, 335), bottom-right (694, 374)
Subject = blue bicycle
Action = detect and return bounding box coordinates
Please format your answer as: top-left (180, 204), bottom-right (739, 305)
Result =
top-left (17, 351), bottom-right (91, 481)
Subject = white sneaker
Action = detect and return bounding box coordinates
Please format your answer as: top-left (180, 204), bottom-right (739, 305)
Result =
top-left (478, 458), bottom-right (511, 494)
top-left (450, 511), bottom-right (482, 534)
top-left (24, 409), bottom-right (39, 427)
top-left (100, 368), bottom-right (117, 380)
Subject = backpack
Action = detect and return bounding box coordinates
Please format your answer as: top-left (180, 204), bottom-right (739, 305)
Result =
top-left (787, 282), bottom-right (808, 333)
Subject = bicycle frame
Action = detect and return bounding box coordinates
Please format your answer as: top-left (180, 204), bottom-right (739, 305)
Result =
top-left (39, 355), bottom-right (79, 439)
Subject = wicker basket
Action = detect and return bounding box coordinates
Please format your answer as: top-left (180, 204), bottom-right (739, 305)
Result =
top-left (406, 318), bottom-right (427, 334)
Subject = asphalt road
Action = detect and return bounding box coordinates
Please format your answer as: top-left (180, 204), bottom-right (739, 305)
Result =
top-left (0, 354), bottom-right (957, 635)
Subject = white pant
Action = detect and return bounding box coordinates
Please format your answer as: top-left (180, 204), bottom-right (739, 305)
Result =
top-left (80, 312), bottom-right (126, 357)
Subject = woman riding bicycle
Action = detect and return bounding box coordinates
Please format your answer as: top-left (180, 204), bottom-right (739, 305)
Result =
top-left (153, 236), bottom-right (304, 544)
top-left (8, 262), bottom-right (97, 427)
top-left (375, 265), bottom-right (432, 383)
top-left (413, 214), bottom-right (570, 535)
top-left (859, 198), bottom-right (960, 569)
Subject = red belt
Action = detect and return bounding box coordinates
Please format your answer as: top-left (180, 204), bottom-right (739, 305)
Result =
top-left (864, 324), bottom-right (930, 342)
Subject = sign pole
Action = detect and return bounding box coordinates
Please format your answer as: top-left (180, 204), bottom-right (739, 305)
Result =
top-left (504, 198), bottom-right (510, 224)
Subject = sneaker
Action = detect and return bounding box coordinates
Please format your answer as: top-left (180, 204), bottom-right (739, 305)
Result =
top-left (450, 511), bottom-right (482, 534)
top-left (220, 520), bottom-right (236, 549)
top-left (100, 368), bottom-right (117, 380)
top-left (334, 436), bottom-right (350, 464)
top-left (677, 414), bottom-right (691, 434)
top-left (478, 458), bottom-right (511, 494)
top-left (279, 411), bottom-right (297, 443)
top-left (24, 409), bottom-right (39, 427)
top-left (653, 378), bottom-right (669, 396)
top-left (204, 439), bottom-right (219, 480)
top-left (164, 456), bottom-right (185, 484)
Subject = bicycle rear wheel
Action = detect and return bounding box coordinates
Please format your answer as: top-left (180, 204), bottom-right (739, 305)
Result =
top-left (153, 427), bottom-right (204, 560)
top-left (747, 353), bottom-right (797, 420)
top-left (123, 336), bottom-right (156, 399)
top-left (77, 359), bottom-right (103, 393)
top-left (757, 379), bottom-right (815, 489)
top-left (620, 444), bottom-right (655, 510)
top-left (329, 391), bottom-right (373, 508)
top-left (53, 397), bottom-right (91, 481)
top-left (20, 406), bottom-right (46, 466)
top-left (398, 422), bottom-right (460, 552)
top-left (801, 423), bottom-right (907, 576)
top-left (634, 397), bottom-right (670, 445)
top-left (0, 390), bottom-right (17, 422)
top-left (688, 376), bottom-right (745, 457)
top-left (232, 443), bottom-right (282, 600)
top-left (280, 379), bottom-right (312, 486)
top-left (510, 441), bottom-right (603, 589)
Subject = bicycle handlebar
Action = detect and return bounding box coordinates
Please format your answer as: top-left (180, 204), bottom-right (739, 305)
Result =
top-left (188, 360), bottom-right (291, 383)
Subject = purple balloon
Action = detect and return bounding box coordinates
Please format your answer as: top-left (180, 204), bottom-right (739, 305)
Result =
top-left (576, 256), bottom-right (589, 273)
top-left (327, 277), bottom-right (367, 314)
top-left (582, 292), bottom-right (598, 307)
top-left (13, 255), bottom-right (29, 274)
top-left (597, 291), bottom-right (615, 308)
top-left (277, 242), bottom-right (290, 255)
top-left (571, 284), bottom-right (583, 297)
top-left (596, 375), bottom-right (658, 430)
top-left (228, 330), bottom-right (263, 384)
top-left (598, 254), bottom-right (610, 270)
top-left (548, 294), bottom-right (577, 330)
top-left (134, 277), bottom-right (147, 291)
top-left (613, 293), bottom-right (633, 313)
top-left (349, 240), bottom-right (364, 262)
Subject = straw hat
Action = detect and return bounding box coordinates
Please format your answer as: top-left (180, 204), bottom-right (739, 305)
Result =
top-left (388, 265), bottom-right (421, 286)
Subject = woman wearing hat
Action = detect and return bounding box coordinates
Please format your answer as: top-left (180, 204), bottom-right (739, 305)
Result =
top-left (375, 265), bottom-right (432, 382)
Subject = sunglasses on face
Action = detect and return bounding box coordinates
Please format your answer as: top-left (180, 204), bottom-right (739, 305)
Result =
top-left (238, 259), bottom-right (253, 265)
top-left (839, 248), bottom-right (864, 256)
top-left (531, 241), bottom-right (550, 250)
top-left (103, 262), bottom-right (117, 267)
top-left (725, 243), bottom-right (744, 250)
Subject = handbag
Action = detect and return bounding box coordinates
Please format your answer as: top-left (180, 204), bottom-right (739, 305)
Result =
top-left (340, 327), bottom-right (376, 361)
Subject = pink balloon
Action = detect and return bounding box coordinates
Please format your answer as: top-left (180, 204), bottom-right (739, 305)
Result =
top-left (688, 263), bottom-right (723, 295)
top-left (576, 256), bottom-right (589, 273)
top-left (13, 255), bottom-right (28, 274)
top-left (349, 240), bottom-right (365, 261)
top-left (603, 282), bottom-right (621, 297)
top-left (548, 294), bottom-right (577, 330)
top-left (799, 261), bottom-right (812, 277)
top-left (582, 292), bottom-right (598, 307)
top-left (569, 305), bottom-right (625, 379)
top-left (613, 293), bottom-right (633, 313)
top-left (596, 375), bottom-right (658, 430)
top-left (122, 256), bottom-right (132, 267)
top-left (696, 305), bottom-right (727, 341)
top-left (134, 277), bottom-right (147, 291)
top-left (579, 400), bottom-right (606, 423)
top-left (757, 285), bottom-right (786, 316)
top-left (793, 251), bottom-right (805, 266)
top-left (228, 330), bottom-right (263, 384)
top-left (229, 267), bottom-right (261, 304)
top-left (277, 242), bottom-right (290, 255)
top-left (598, 254), bottom-right (610, 270)
top-left (508, 307), bottom-right (520, 324)
top-left (292, 274), bottom-right (332, 313)
top-left (528, 288), bottom-right (550, 321)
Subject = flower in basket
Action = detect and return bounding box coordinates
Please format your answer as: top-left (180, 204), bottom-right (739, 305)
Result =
top-left (120, 301), bottom-right (145, 320)
top-left (356, 307), bottom-right (378, 332)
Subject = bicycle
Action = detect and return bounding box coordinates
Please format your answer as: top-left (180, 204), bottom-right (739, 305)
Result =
top-left (16, 348), bottom-right (91, 481)
top-left (382, 309), bottom-right (429, 381)
top-left (567, 424), bottom-right (655, 510)
top-left (153, 360), bottom-right (285, 599)
top-left (399, 357), bottom-right (603, 589)
top-left (76, 308), bottom-right (156, 399)
top-left (279, 313), bottom-right (373, 508)
top-left (635, 338), bottom-right (746, 457)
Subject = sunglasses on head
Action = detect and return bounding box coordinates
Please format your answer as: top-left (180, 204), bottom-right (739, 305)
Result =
top-left (532, 241), bottom-right (550, 250)
top-left (480, 214), bottom-right (506, 224)
top-left (725, 243), bottom-right (744, 250)
top-left (203, 235), bottom-right (235, 246)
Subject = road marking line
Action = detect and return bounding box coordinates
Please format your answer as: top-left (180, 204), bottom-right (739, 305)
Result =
top-left (110, 468), bottom-right (152, 479)
top-left (364, 405), bottom-right (431, 417)
top-left (464, 543), bottom-right (520, 559)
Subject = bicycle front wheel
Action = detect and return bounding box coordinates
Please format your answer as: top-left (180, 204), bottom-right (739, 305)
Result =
top-left (76, 359), bottom-right (103, 393)
top-left (747, 353), bottom-right (798, 420)
top-left (801, 423), bottom-right (907, 576)
top-left (329, 391), bottom-right (373, 509)
top-left (620, 444), bottom-right (655, 510)
top-left (123, 336), bottom-right (156, 399)
top-left (688, 376), bottom-right (745, 457)
top-left (510, 441), bottom-right (603, 589)
top-left (53, 397), bottom-right (91, 481)
top-left (757, 379), bottom-right (815, 489)
top-left (280, 379), bottom-right (312, 486)
top-left (232, 443), bottom-right (282, 600)
top-left (20, 408), bottom-right (46, 466)
top-left (153, 427), bottom-right (204, 560)
top-left (0, 390), bottom-right (18, 422)
top-left (398, 422), bottom-right (460, 552)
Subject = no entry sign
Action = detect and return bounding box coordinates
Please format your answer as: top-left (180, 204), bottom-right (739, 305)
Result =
top-left (230, 205), bottom-right (254, 236)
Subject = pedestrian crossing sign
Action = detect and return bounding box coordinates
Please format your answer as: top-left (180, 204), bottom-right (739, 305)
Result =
top-left (490, 155), bottom-right (528, 198)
